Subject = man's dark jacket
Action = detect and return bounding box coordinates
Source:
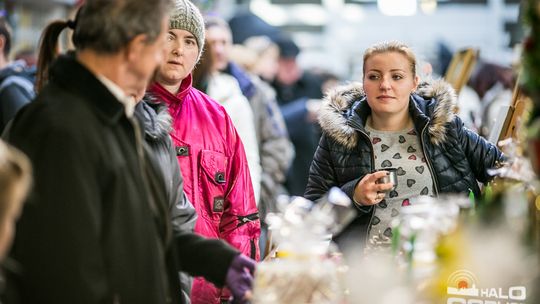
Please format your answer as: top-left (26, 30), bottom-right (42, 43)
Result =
top-left (4, 55), bottom-right (236, 304)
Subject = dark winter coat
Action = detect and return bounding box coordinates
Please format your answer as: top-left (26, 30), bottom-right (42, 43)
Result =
top-left (305, 79), bottom-right (503, 246)
top-left (135, 100), bottom-right (197, 304)
top-left (5, 55), bottom-right (237, 304)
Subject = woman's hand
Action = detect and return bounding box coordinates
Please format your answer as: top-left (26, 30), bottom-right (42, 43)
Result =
top-left (353, 171), bottom-right (394, 206)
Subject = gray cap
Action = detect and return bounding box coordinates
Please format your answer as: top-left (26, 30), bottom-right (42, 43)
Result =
top-left (169, 0), bottom-right (205, 59)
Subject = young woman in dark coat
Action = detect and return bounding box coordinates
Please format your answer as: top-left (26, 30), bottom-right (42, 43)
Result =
top-left (305, 41), bottom-right (503, 251)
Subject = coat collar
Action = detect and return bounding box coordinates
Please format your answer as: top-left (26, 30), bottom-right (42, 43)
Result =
top-left (318, 79), bottom-right (457, 150)
top-left (49, 54), bottom-right (125, 124)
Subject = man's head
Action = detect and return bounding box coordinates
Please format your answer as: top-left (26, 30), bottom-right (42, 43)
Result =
top-left (73, 0), bottom-right (170, 54)
top-left (75, 0), bottom-right (171, 97)
top-left (155, 0), bottom-right (205, 90)
top-left (204, 16), bottom-right (232, 72)
top-left (274, 35), bottom-right (301, 85)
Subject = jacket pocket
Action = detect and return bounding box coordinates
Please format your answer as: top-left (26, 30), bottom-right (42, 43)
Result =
top-left (199, 150), bottom-right (229, 222)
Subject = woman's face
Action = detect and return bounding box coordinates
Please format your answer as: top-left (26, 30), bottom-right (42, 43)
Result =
top-left (363, 51), bottom-right (418, 117)
top-left (156, 29), bottom-right (199, 86)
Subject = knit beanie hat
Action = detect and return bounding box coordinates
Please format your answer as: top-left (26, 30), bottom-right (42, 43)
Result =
top-left (169, 0), bottom-right (205, 60)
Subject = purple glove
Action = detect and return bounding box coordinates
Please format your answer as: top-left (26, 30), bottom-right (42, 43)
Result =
top-left (225, 254), bottom-right (256, 304)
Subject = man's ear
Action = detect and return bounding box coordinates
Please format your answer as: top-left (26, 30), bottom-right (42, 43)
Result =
top-left (124, 34), bottom-right (148, 62)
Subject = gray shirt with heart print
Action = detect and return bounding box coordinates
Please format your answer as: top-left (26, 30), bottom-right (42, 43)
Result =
top-left (364, 123), bottom-right (434, 250)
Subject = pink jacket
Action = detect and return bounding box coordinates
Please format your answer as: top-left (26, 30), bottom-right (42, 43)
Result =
top-left (149, 75), bottom-right (260, 304)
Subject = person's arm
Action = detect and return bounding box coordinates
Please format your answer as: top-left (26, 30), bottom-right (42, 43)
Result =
top-left (174, 230), bottom-right (238, 286)
top-left (305, 135), bottom-right (373, 214)
top-left (455, 116), bottom-right (504, 183)
top-left (9, 120), bottom-right (107, 304)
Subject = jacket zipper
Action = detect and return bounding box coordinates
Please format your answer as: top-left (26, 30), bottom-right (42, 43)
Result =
top-left (237, 212), bottom-right (260, 228)
top-left (420, 123), bottom-right (440, 196)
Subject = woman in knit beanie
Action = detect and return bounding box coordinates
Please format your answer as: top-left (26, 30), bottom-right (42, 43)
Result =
top-left (147, 1), bottom-right (260, 304)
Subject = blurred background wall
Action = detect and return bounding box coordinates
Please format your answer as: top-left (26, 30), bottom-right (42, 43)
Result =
top-left (0, 0), bottom-right (523, 80)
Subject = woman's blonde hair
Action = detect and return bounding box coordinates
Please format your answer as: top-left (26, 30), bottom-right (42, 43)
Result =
top-left (0, 140), bottom-right (31, 219)
top-left (363, 41), bottom-right (417, 77)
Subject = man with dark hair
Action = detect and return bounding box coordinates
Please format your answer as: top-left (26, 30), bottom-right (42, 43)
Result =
top-left (0, 18), bottom-right (35, 133)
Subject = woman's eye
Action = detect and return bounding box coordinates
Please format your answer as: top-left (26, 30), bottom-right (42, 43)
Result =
top-left (368, 75), bottom-right (380, 80)
top-left (393, 74), bottom-right (404, 80)
top-left (167, 35), bottom-right (174, 41)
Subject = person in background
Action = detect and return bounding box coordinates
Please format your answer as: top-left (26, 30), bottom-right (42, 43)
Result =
top-left (5, 0), bottom-right (255, 303)
top-left (469, 62), bottom-right (516, 138)
top-left (270, 35), bottom-right (323, 196)
top-left (305, 41), bottom-right (503, 252)
top-left (228, 36), bottom-right (295, 256)
top-left (146, 1), bottom-right (260, 303)
top-left (202, 18), bottom-right (294, 254)
top-left (0, 140), bottom-right (30, 262)
top-left (0, 19), bottom-right (35, 134)
top-left (0, 140), bottom-right (31, 303)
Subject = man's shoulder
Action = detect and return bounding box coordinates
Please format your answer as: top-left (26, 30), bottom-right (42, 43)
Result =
top-left (0, 62), bottom-right (35, 94)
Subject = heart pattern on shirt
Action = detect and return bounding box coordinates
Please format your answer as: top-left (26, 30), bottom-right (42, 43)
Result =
top-left (407, 179), bottom-right (416, 187)
top-left (372, 216), bottom-right (381, 225)
top-left (397, 167), bottom-right (406, 176)
top-left (407, 130), bottom-right (417, 135)
top-left (402, 199), bottom-right (410, 206)
top-left (421, 187), bottom-right (429, 195)
top-left (372, 137), bottom-right (382, 144)
top-left (407, 146), bottom-right (417, 153)
top-left (393, 153), bottom-right (401, 159)
top-left (381, 160), bottom-right (392, 168)
top-left (378, 200), bottom-right (387, 208)
top-left (408, 155), bottom-right (417, 160)
top-left (383, 227), bottom-right (393, 237)
top-left (381, 144), bottom-right (389, 152)
top-left (391, 208), bottom-right (399, 217)
top-left (415, 166), bottom-right (424, 174)
top-left (399, 135), bottom-right (406, 143)
top-left (389, 190), bottom-right (398, 198)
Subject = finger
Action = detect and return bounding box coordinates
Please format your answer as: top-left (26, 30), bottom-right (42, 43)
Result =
top-left (369, 170), bottom-right (389, 182)
top-left (243, 259), bottom-right (256, 274)
top-left (375, 182), bottom-right (393, 192)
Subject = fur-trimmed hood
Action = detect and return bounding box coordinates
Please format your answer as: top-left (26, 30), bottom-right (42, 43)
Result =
top-left (136, 96), bottom-right (173, 142)
top-left (318, 79), bottom-right (457, 150)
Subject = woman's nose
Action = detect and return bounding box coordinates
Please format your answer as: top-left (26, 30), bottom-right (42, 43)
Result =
top-left (379, 77), bottom-right (391, 90)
